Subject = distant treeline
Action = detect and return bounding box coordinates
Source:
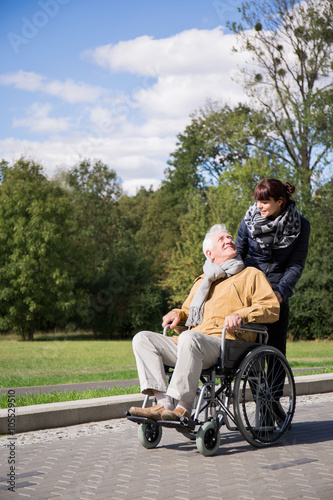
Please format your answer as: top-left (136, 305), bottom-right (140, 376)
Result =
top-left (0, 151), bottom-right (331, 340)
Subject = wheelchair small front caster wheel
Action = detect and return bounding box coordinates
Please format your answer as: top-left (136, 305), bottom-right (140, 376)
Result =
top-left (138, 423), bottom-right (162, 449)
top-left (196, 421), bottom-right (221, 456)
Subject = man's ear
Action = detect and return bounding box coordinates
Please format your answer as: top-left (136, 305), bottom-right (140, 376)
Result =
top-left (205, 250), bottom-right (212, 260)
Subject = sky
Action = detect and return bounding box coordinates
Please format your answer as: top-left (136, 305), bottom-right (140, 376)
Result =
top-left (1, 0), bottom-right (253, 195)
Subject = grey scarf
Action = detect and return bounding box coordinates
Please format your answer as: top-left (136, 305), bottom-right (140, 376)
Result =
top-left (243, 200), bottom-right (301, 249)
top-left (185, 255), bottom-right (244, 327)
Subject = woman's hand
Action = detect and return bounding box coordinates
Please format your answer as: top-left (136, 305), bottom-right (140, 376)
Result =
top-left (275, 291), bottom-right (283, 303)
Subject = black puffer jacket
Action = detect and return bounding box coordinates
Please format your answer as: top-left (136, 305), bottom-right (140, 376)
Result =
top-left (236, 214), bottom-right (310, 301)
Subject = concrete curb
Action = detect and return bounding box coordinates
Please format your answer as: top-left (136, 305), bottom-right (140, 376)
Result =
top-left (293, 372), bottom-right (333, 396)
top-left (0, 394), bottom-right (146, 434)
top-left (1, 373), bottom-right (332, 434)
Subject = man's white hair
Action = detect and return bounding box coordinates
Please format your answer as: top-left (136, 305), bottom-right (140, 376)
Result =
top-left (202, 224), bottom-right (228, 258)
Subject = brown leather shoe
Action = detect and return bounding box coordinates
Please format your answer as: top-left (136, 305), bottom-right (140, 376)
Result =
top-left (161, 407), bottom-right (190, 421)
top-left (129, 403), bottom-right (165, 421)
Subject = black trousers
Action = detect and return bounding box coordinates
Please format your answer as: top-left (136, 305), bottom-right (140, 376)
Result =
top-left (264, 301), bottom-right (290, 400)
top-left (266, 301), bottom-right (290, 356)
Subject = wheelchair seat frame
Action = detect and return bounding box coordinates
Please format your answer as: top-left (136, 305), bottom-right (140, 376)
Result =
top-left (126, 324), bottom-right (296, 456)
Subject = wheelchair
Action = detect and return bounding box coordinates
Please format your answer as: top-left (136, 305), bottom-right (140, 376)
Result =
top-left (126, 323), bottom-right (296, 456)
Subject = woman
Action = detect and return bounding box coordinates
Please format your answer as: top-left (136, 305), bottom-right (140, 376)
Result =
top-left (236, 178), bottom-right (310, 356)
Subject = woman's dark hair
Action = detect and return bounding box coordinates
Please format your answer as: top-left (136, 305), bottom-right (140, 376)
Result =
top-left (254, 178), bottom-right (295, 209)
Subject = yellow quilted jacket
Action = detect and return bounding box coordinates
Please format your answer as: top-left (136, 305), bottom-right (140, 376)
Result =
top-left (172, 267), bottom-right (280, 342)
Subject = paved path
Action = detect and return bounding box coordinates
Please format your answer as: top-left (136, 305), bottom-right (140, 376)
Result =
top-left (1, 393), bottom-right (332, 500)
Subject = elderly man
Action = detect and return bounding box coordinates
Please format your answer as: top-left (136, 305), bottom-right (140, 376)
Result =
top-left (129, 224), bottom-right (280, 422)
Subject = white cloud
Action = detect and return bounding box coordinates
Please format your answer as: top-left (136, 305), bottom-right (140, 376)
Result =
top-left (89, 104), bottom-right (129, 136)
top-left (13, 103), bottom-right (71, 133)
top-left (0, 70), bottom-right (104, 103)
top-left (90, 106), bottom-right (113, 129)
top-left (0, 70), bottom-right (44, 91)
top-left (130, 116), bottom-right (189, 138)
top-left (122, 178), bottom-right (161, 196)
top-left (113, 155), bottom-right (167, 176)
top-left (85, 27), bottom-right (249, 121)
top-left (134, 72), bottom-right (243, 119)
top-left (43, 79), bottom-right (103, 103)
top-left (0, 133), bottom-right (175, 188)
top-left (83, 27), bottom-right (241, 76)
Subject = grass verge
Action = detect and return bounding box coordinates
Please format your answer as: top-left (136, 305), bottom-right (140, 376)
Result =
top-left (0, 385), bottom-right (140, 409)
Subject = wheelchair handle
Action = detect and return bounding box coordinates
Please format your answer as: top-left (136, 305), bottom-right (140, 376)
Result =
top-left (164, 322), bottom-right (268, 335)
top-left (237, 323), bottom-right (269, 344)
top-left (163, 324), bottom-right (171, 336)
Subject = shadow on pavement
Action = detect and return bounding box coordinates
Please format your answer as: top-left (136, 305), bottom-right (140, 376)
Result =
top-left (283, 420), bottom-right (333, 445)
top-left (152, 419), bottom-right (333, 456)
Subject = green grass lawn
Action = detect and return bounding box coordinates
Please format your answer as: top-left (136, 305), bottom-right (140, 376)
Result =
top-left (0, 333), bottom-right (332, 408)
top-left (286, 340), bottom-right (333, 370)
top-left (0, 336), bottom-right (138, 388)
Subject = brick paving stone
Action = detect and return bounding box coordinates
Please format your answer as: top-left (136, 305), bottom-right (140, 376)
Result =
top-left (0, 393), bottom-right (332, 499)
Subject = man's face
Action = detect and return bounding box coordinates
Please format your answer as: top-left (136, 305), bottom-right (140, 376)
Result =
top-left (206, 231), bottom-right (238, 265)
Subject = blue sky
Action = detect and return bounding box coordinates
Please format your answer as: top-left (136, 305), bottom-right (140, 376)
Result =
top-left (1, 0), bottom-right (249, 194)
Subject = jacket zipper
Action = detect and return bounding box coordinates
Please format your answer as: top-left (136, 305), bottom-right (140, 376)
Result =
top-left (265, 263), bottom-right (273, 275)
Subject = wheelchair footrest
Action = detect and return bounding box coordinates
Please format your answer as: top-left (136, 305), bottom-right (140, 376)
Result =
top-left (125, 412), bottom-right (196, 432)
top-left (126, 414), bottom-right (159, 425)
top-left (157, 417), bottom-right (196, 431)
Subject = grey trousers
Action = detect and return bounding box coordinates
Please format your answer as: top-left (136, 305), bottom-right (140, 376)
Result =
top-left (132, 330), bottom-right (221, 404)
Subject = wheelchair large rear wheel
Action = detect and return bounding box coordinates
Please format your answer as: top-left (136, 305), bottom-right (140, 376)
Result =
top-left (233, 345), bottom-right (296, 448)
top-left (138, 423), bottom-right (162, 449)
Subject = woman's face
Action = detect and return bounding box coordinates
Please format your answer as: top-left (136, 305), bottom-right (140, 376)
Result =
top-left (256, 197), bottom-right (283, 218)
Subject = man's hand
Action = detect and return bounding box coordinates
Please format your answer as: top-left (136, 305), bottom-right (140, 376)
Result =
top-left (275, 291), bottom-right (283, 303)
top-left (162, 310), bottom-right (181, 330)
top-left (224, 313), bottom-right (242, 331)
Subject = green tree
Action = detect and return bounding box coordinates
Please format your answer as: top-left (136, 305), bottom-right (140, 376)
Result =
top-left (0, 159), bottom-right (78, 340)
top-left (133, 181), bottom-right (199, 278)
top-left (64, 159), bottom-right (124, 331)
top-left (289, 178), bottom-right (333, 339)
top-left (65, 165), bottom-right (167, 337)
top-left (117, 186), bottom-right (155, 237)
top-left (65, 159), bottom-right (123, 281)
top-left (167, 102), bottom-right (282, 187)
top-left (229, 0), bottom-right (333, 207)
top-left (162, 190), bottom-right (210, 307)
top-left (86, 239), bottom-right (167, 338)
